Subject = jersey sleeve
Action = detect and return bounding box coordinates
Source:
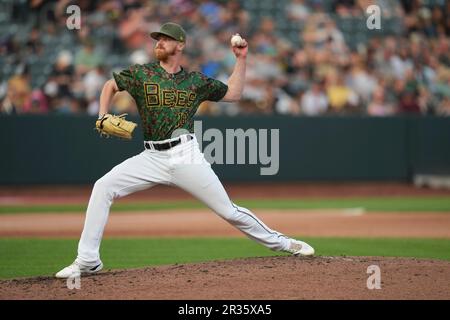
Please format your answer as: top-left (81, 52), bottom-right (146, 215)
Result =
top-left (112, 66), bottom-right (136, 93)
top-left (200, 76), bottom-right (229, 102)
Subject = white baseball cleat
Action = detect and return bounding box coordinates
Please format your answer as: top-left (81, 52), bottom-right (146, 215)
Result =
top-left (285, 239), bottom-right (315, 257)
top-left (55, 261), bottom-right (103, 278)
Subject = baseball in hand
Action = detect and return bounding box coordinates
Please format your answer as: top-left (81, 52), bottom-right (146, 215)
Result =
top-left (231, 34), bottom-right (245, 47)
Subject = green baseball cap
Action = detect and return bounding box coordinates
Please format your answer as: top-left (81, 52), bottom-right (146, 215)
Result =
top-left (150, 22), bottom-right (186, 43)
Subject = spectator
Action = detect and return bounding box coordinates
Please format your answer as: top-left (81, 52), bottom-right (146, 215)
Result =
top-left (399, 91), bottom-right (421, 114)
top-left (300, 81), bottom-right (328, 116)
top-left (25, 28), bottom-right (43, 56)
top-left (332, 0), bottom-right (357, 17)
top-left (367, 86), bottom-right (395, 116)
top-left (433, 67), bottom-right (450, 99)
top-left (83, 65), bottom-right (107, 102)
top-left (303, 16), bottom-right (345, 50)
top-left (22, 89), bottom-right (49, 114)
top-left (50, 50), bottom-right (74, 99)
top-left (347, 62), bottom-right (377, 105)
top-left (74, 40), bottom-right (103, 76)
top-left (118, 7), bottom-right (151, 50)
top-left (286, 0), bottom-right (310, 22)
top-left (224, 0), bottom-right (250, 32)
top-left (198, 0), bottom-right (223, 31)
top-left (390, 45), bottom-right (414, 80)
top-left (436, 97), bottom-right (450, 116)
top-left (325, 71), bottom-right (359, 113)
top-left (274, 87), bottom-right (300, 115)
top-left (1, 72), bottom-right (31, 114)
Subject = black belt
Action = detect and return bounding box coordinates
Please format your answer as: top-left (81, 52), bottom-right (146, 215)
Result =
top-left (144, 135), bottom-right (193, 151)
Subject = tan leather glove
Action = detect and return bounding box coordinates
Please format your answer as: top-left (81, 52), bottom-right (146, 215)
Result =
top-left (95, 113), bottom-right (137, 140)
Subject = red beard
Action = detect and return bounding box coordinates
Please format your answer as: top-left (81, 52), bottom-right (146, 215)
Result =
top-left (154, 46), bottom-right (175, 61)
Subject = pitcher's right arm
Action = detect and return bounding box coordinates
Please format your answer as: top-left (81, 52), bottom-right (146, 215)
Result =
top-left (98, 79), bottom-right (119, 118)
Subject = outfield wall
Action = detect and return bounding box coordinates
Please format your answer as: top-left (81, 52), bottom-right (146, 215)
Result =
top-left (1, 115), bottom-right (449, 184)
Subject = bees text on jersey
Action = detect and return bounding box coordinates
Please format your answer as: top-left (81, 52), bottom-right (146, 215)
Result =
top-left (113, 62), bottom-right (228, 141)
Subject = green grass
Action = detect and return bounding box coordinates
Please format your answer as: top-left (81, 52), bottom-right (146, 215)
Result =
top-left (1, 197), bottom-right (450, 214)
top-left (0, 237), bottom-right (449, 279)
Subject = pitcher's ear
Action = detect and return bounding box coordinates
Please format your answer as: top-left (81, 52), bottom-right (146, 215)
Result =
top-left (178, 42), bottom-right (186, 52)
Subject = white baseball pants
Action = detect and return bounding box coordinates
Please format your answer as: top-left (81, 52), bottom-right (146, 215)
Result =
top-left (76, 135), bottom-right (291, 265)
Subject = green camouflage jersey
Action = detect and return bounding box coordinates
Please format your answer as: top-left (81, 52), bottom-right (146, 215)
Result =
top-left (113, 61), bottom-right (228, 141)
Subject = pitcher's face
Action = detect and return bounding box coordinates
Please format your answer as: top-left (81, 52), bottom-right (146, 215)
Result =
top-left (154, 35), bottom-right (179, 61)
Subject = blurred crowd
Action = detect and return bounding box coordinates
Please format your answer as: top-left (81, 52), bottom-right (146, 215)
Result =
top-left (1, 0), bottom-right (449, 116)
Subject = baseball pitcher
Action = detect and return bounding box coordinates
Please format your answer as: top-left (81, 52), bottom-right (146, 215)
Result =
top-left (56, 22), bottom-right (314, 278)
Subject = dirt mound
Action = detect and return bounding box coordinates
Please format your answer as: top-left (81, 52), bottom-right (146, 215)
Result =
top-left (1, 256), bottom-right (449, 300)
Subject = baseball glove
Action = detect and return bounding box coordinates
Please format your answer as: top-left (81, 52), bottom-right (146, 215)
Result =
top-left (95, 113), bottom-right (137, 140)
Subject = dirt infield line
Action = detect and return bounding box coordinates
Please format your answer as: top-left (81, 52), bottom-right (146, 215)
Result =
top-left (1, 210), bottom-right (450, 238)
top-left (1, 183), bottom-right (449, 205)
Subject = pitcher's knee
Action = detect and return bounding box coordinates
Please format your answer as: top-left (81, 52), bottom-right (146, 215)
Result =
top-left (232, 203), bottom-right (250, 215)
top-left (92, 176), bottom-right (116, 200)
top-left (221, 204), bottom-right (247, 224)
top-left (223, 211), bottom-right (240, 224)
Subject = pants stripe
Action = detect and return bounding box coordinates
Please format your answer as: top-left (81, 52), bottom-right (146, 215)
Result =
top-left (231, 203), bottom-right (290, 241)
